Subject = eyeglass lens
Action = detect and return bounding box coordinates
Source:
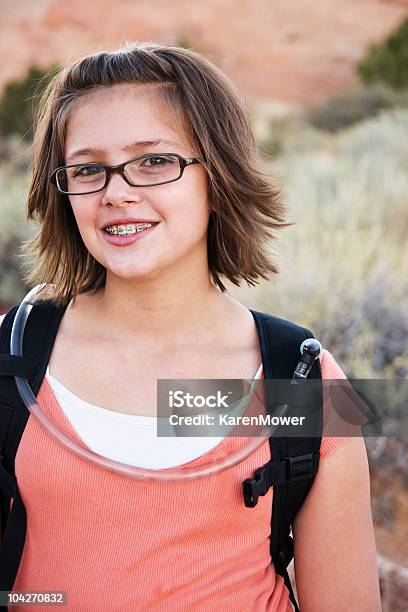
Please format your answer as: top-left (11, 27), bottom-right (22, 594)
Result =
top-left (56, 155), bottom-right (182, 193)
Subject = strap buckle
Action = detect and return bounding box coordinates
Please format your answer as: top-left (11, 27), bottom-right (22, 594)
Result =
top-left (285, 453), bottom-right (316, 482)
top-left (243, 465), bottom-right (270, 508)
top-left (243, 452), bottom-right (319, 508)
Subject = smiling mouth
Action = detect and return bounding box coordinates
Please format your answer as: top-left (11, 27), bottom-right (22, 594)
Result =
top-left (104, 223), bottom-right (157, 236)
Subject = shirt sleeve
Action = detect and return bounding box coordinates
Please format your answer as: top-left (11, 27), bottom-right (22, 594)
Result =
top-left (319, 349), bottom-right (352, 461)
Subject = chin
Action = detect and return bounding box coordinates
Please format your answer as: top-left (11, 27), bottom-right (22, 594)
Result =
top-left (108, 264), bottom-right (160, 281)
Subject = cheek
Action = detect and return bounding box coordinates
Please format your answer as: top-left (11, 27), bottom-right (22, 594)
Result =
top-left (167, 202), bottom-right (211, 248)
top-left (69, 198), bottom-right (103, 257)
top-left (166, 184), bottom-right (211, 229)
top-left (69, 197), bottom-right (98, 233)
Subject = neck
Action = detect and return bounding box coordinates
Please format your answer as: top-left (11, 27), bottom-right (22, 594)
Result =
top-left (90, 264), bottom-right (230, 344)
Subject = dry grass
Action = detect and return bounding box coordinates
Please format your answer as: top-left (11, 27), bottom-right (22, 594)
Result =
top-left (231, 108), bottom-right (408, 379)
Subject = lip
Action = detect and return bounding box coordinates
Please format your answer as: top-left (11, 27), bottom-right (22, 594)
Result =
top-left (100, 218), bottom-right (161, 230)
top-left (100, 223), bottom-right (158, 246)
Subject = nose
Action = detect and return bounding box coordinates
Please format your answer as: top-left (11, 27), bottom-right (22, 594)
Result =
top-left (100, 171), bottom-right (143, 207)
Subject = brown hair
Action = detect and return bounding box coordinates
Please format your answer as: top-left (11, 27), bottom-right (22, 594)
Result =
top-left (21, 41), bottom-right (290, 305)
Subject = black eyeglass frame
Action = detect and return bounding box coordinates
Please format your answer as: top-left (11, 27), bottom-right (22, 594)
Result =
top-left (49, 153), bottom-right (201, 195)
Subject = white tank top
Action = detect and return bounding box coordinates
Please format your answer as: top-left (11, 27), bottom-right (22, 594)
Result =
top-left (45, 364), bottom-right (263, 469)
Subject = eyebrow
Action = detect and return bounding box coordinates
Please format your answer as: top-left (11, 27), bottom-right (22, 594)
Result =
top-left (66, 139), bottom-right (182, 163)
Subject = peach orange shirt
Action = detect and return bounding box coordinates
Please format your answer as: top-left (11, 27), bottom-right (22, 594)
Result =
top-left (13, 350), bottom-right (348, 611)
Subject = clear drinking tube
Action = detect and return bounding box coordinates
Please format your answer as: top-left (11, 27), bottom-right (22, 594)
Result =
top-left (11, 284), bottom-right (275, 482)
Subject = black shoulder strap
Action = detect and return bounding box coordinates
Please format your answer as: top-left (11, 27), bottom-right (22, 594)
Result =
top-left (0, 298), bottom-right (68, 594)
top-left (247, 309), bottom-right (323, 612)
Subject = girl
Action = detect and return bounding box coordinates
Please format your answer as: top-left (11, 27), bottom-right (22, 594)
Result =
top-left (0, 42), bottom-right (380, 611)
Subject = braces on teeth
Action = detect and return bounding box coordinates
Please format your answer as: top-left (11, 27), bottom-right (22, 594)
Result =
top-left (105, 223), bottom-right (153, 236)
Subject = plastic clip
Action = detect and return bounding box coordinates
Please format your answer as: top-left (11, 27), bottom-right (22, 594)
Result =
top-left (243, 465), bottom-right (271, 508)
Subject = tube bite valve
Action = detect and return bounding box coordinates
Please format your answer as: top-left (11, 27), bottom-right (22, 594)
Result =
top-left (292, 338), bottom-right (322, 381)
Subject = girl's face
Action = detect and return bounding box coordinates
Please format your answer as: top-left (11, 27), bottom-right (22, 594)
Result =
top-left (64, 84), bottom-right (212, 283)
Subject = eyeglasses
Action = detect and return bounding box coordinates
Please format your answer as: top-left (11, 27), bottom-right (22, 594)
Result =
top-left (49, 153), bottom-right (201, 195)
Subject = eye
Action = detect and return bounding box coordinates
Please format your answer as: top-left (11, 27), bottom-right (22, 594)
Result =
top-left (142, 155), bottom-right (175, 168)
top-left (73, 165), bottom-right (103, 177)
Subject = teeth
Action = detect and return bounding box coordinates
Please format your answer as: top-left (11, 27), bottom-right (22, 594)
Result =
top-left (105, 223), bottom-right (153, 236)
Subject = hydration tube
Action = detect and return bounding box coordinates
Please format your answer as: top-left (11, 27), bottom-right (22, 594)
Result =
top-left (11, 284), bottom-right (321, 482)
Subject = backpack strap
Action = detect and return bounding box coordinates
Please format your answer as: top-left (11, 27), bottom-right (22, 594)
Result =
top-left (247, 309), bottom-right (323, 612)
top-left (0, 298), bottom-right (68, 594)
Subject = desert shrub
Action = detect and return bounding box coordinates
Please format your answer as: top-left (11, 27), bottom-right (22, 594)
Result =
top-left (0, 133), bottom-right (32, 171)
top-left (306, 83), bottom-right (408, 133)
top-left (0, 64), bottom-right (58, 141)
top-left (254, 107), bottom-right (329, 159)
top-left (358, 17), bottom-right (408, 89)
top-left (0, 162), bottom-right (33, 310)
top-left (231, 109), bottom-right (408, 379)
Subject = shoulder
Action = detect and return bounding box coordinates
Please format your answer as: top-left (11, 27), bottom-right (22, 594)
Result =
top-left (320, 348), bottom-right (347, 379)
top-left (319, 349), bottom-right (351, 460)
